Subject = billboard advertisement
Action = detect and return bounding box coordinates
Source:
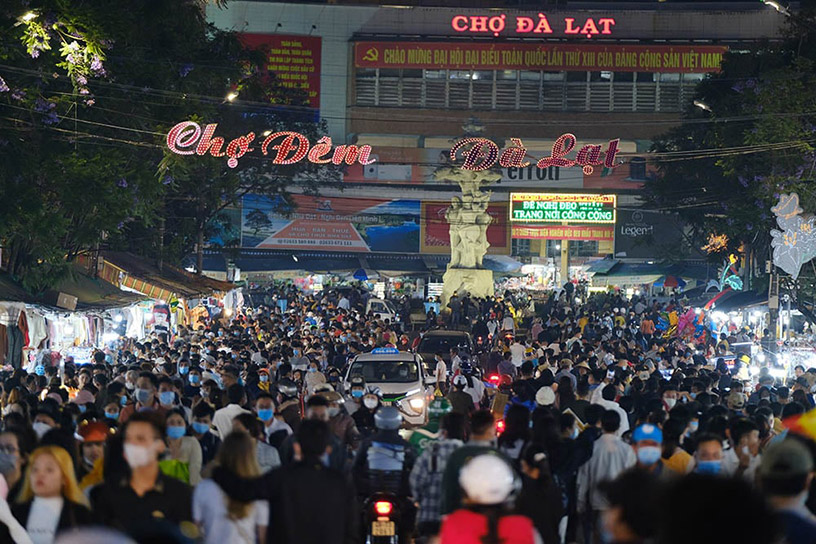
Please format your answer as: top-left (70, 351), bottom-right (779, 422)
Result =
top-left (510, 193), bottom-right (616, 224)
top-left (614, 209), bottom-right (686, 259)
top-left (242, 194), bottom-right (420, 253)
top-left (512, 225), bottom-right (614, 241)
top-left (239, 33), bottom-right (321, 110)
top-left (355, 42), bottom-right (726, 73)
top-left (421, 201), bottom-right (510, 255)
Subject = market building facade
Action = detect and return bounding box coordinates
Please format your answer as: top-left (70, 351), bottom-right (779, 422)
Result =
top-left (204, 1), bottom-right (787, 292)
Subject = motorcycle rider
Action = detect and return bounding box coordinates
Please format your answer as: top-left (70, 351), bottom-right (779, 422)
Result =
top-left (276, 378), bottom-right (302, 433)
top-left (352, 406), bottom-right (417, 544)
top-left (352, 386), bottom-right (382, 439)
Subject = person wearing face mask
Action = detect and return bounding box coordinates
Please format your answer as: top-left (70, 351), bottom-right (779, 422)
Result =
top-left (0, 429), bottom-right (35, 502)
top-left (70, 390), bottom-right (95, 417)
top-left (304, 361), bottom-right (326, 397)
top-left (321, 391), bottom-right (360, 453)
top-left (758, 438), bottom-right (816, 543)
top-left (102, 401), bottom-right (121, 423)
top-left (660, 384), bottom-right (679, 412)
top-left (191, 402), bottom-right (221, 467)
top-left (75, 422), bottom-right (111, 482)
top-left (344, 376), bottom-right (367, 416)
top-left (32, 407), bottom-right (60, 442)
top-left (90, 412), bottom-right (194, 534)
top-left (254, 393), bottom-right (292, 450)
top-left (157, 377), bottom-right (178, 410)
top-left (256, 368), bottom-right (272, 395)
top-left (118, 372), bottom-right (165, 424)
top-left (165, 408), bottom-right (203, 485)
top-left (353, 386), bottom-right (386, 441)
top-left (660, 418), bottom-right (695, 475)
top-left (693, 433), bottom-right (725, 475)
top-left (184, 366), bottom-right (203, 398)
top-left (632, 424), bottom-right (665, 475)
top-left (722, 417), bottom-right (762, 481)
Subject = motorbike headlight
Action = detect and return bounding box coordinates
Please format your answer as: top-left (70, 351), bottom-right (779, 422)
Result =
top-left (408, 397), bottom-right (425, 411)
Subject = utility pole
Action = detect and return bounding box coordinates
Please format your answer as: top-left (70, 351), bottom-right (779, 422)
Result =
top-left (768, 261), bottom-right (779, 353)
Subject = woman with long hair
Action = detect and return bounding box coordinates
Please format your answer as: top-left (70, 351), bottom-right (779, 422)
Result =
top-left (193, 431), bottom-right (268, 544)
top-left (13, 445), bottom-right (92, 543)
top-left (165, 407), bottom-right (203, 485)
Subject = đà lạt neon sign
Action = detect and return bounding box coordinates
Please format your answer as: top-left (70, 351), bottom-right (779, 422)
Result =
top-left (166, 121), bottom-right (376, 169)
top-left (451, 134), bottom-right (620, 175)
top-left (451, 13), bottom-right (615, 39)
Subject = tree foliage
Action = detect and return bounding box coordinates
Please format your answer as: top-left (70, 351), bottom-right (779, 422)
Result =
top-left (0, 0), bottom-right (335, 291)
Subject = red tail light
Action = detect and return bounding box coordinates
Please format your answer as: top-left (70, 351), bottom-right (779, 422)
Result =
top-left (374, 501), bottom-right (393, 516)
top-left (496, 419), bottom-right (506, 435)
top-left (488, 374), bottom-right (500, 384)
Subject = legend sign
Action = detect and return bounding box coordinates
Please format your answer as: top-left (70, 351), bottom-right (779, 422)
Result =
top-left (510, 193), bottom-right (616, 224)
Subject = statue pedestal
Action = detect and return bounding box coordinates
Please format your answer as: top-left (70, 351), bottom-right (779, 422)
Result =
top-left (442, 267), bottom-right (494, 305)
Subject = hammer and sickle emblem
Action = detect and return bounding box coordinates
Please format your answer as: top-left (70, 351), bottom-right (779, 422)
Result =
top-left (362, 47), bottom-right (379, 62)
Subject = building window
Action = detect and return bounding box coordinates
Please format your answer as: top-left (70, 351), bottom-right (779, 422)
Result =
top-left (512, 238), bottom-right (532, 257)
top-left (354, 68), bottom-right (703, 113)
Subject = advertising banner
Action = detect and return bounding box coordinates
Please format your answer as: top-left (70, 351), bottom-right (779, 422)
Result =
top-left (421, 201), bottom-right (510, 255)
top-left (240, 33), bottom-right (321, 109)
top-left (242, 194), bottom-right (420, 253)
top-left (510, 193), bottom-right (616, 224)
top-left (355, 42), bottom-right (726, 73)
top-left (512, 225), bottom-right (614, 241)
top-left (614, 209), bottom-right (686, 259)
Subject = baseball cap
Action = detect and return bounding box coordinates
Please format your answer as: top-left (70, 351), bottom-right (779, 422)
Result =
top-left (759, 439), bottom-right (814, 478)
top-left (633, 423), bottom-right (663, 444)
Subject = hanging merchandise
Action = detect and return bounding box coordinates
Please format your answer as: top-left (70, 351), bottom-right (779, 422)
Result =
top-left (152, 303), bottom-right (171, 337)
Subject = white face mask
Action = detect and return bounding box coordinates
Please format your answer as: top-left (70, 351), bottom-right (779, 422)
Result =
top-left (363, 398), bottom-right (378, 410)
top-left (664, 398), bottom-right (677, 409)
top-left (124, 442), bottom-right (157, 469)
top-left (33, 421), bottom-right (52, 439)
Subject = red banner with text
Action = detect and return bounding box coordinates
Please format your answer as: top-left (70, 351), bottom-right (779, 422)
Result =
top-left (512, 225), bottom-right (615, 241)
top-left (354, 42), bottom-right (726, 73)
top-left (240, 33), bottom-right (321, 109)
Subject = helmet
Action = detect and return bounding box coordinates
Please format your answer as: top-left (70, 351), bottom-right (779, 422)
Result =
top-left (459, 361), bottom-right (473, 374)
top-left (428, 397), bottom-right (452, 419)
top-left (453, 375), bottom-right (468, 388)
top-left (277, 378), bottom-right (299, 399)
top-left (374, 406), bottom-right (403, 430)
top-left (365, 386), bottom-right (382, 397)
top-left (350, 375), bottom-right (366, 388)
top-left (459, 453), bottom-right (518, 505)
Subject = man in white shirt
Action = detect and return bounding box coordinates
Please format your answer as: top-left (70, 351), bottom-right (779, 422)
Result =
top-left (577, 409), bottom-right (636, 542)
top-left (433, 353), bottom-right (448, 391)
top-left (213, 384), bottom-right (251, 439)
top-left (449, 348), bottom-right (463, 375)
top-left (595, 384), bottom-right (630, 437)
top-left (721, 418), bottom-right (762, 481)
top-left (509, 340), bottom-right (526, 367)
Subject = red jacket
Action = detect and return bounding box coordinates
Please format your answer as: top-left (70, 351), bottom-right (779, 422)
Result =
top-left (439, 509), bottom-right (537, 544)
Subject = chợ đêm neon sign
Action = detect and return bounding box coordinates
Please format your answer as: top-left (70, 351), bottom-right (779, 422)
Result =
top-left (451, 135), bottom-right (621, 175)
top-left (166, 121), bottom-right (377, 169)
top-left (451, 13), bottom-right (615, 39)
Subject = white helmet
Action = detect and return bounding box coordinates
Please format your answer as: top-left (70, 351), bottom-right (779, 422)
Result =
top-left (459, 454), bottom-right (517, 505)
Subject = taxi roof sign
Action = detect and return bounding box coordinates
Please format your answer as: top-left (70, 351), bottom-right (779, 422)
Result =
top-left (371, 347), bottom-right (400, 355)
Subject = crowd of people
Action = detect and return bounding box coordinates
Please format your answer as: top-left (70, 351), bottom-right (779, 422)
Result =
top-left (0, 284), bottom-right (813, 544)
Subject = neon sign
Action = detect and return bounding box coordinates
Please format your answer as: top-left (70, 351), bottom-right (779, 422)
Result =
top-left (165, 121), bottom-right (376, 169)
top-left (451, 14), bottom-right (615, 39)
top-left (510, 193), bottom-right (616, 224)
top-left (451, 135), bottom-right (620, 175)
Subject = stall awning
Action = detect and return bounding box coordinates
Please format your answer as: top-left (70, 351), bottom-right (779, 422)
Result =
top-left (592, 274), bottom-right (663, 287)
top-left (0, 269), bottom-right (145, 311)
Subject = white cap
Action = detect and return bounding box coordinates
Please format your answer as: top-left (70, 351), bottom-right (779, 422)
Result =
top-left (459, 454), bottom-right (516, 505)
top-left (535, 386), bottom-right (556, 406)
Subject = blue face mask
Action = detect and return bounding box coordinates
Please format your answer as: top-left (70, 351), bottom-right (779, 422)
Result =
top-left (351, 389), bottom-right (364, 398)
top-left (696, 460), bottom-right (722, 475)
top-left (189, 375), bottom-right (200, 385)
top-left (191, 421), bottom-right (210, 435)
top-left (258, 409), bottom-right (275, 422)
top-left (179, 366), bottom-right (189, 375)
top-left (120, 395), bottom-right (128, 407)
top-left (260, 375), bottom-right (269, 383)
top-left (166, 425), bottom-right (186, 439)
top-left (637, 446), bottom-right (662, 466)
top-left (105, 411), bottom-right (119, 420)
top-left (135, 388), bottom-right (152, 405)
top-left (78, 405), bottom-right (87, 414)
top-left (159, 391), bottom-right (175, 406)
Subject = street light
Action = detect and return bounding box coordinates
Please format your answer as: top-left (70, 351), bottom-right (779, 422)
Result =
top-left (761, 0), bottom-right (791, 16)
top-left (693, 100), bottom-right (712, 112)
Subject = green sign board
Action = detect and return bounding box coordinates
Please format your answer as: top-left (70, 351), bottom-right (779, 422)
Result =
top-left (510, 193), bottom-right (616, 224)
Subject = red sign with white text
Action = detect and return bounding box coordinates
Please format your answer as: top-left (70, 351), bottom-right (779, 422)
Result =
top-left (512, 225), bottom-right (614, 241)
top-left (354, 42), bottom-right (726, 73)
top-left (240, 33), bottom-right (321, 109)
top-left (421, 202), bottom-right (510, 255)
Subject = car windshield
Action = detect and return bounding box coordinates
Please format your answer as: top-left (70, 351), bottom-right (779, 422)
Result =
top-left (371, 300), bottom-right (397, 313)
top-left (349, 360), bottom-right (419, 383)
top-left (418, 336), bottom-right (469, 353)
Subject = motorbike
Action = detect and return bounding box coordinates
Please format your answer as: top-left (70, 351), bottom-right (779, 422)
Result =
top-left (364, 492), bottom-right (402, 544)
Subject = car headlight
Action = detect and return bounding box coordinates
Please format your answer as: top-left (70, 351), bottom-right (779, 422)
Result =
top-left (408, 397), bottom-right (425, 411)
